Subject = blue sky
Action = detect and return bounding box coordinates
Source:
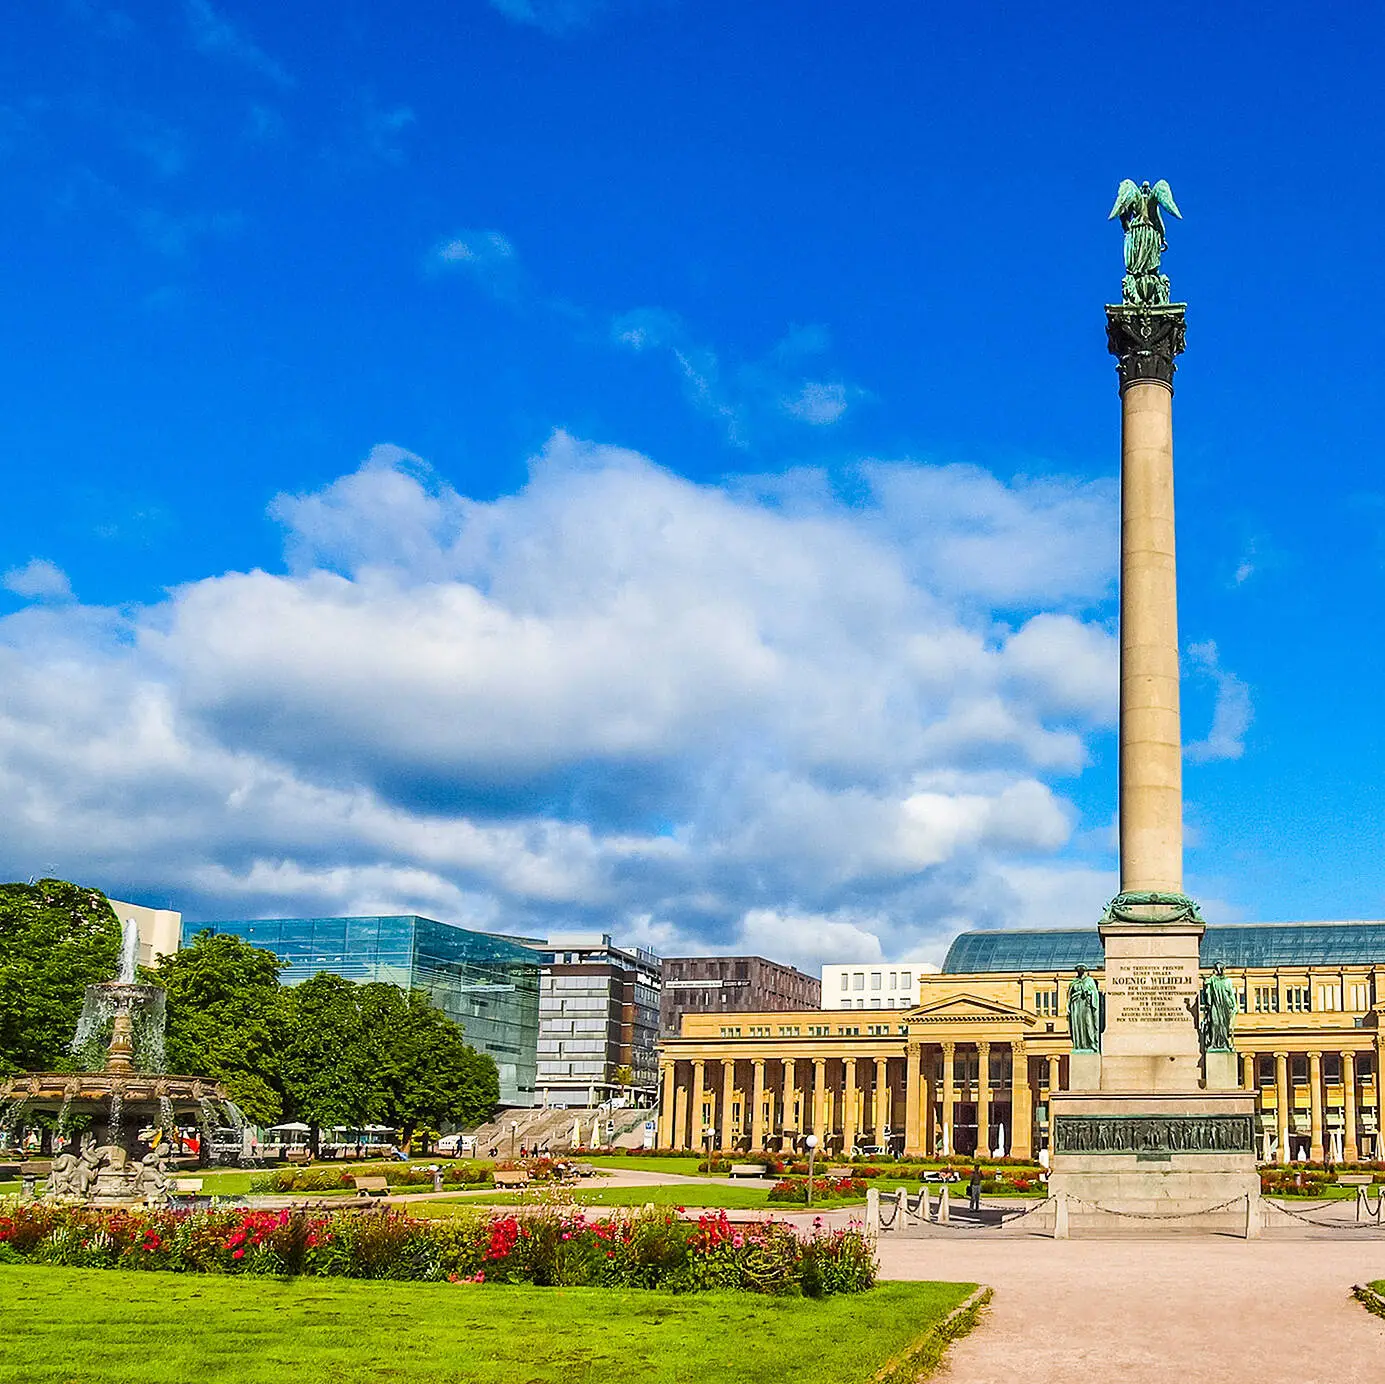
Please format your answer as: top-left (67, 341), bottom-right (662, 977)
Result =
top-left (2, 0), bottom-right (1384, 967)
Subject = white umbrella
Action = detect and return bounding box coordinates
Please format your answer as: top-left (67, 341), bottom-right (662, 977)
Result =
top-left (570, 1118), bottom-right (582, 1148)
top-left (589, 1116), bottom-right (601, 1147)
top-left (993, 1123), bottom-right (1006, 1159)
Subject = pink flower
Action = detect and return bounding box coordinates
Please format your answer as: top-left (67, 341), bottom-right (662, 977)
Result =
top-left (232, 1248), bottom-right (245, 1260)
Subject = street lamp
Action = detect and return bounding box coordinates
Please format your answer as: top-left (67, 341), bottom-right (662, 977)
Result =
top-left (805, 1134), bottom-right (819, 1206)
top-left (510, 1120), bottom-right (519, 1160)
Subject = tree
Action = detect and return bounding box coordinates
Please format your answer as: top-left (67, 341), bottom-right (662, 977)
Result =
top-left (0, 879), bottom-right (120, 1076)
top-left (158, 931), bottom-right (289, 1125)
top-left (279, 972), bottom-right (382, 1133)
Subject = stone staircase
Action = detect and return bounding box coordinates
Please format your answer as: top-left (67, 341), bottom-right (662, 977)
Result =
top-left (468, 1105), bottom-right (653, 1156)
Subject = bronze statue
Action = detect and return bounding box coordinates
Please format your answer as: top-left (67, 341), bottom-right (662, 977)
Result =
top-left (1109, 179), bottom-right (1182, 306)
top-left (1067, 965), bottom-right (1101, 1053)
top-left (1200, 961), bottom-right (1238, 1053)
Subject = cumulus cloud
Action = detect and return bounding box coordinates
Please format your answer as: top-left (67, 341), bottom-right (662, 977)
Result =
top-left (1184, 640), bottom-right (1252, 763)
top-left (3, 559), bottom-right (74, 602)
top-left (0, 434), bottom-right (1140, 966)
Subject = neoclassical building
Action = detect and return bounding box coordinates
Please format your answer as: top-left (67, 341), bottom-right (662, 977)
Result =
top-left (656, 922), bottom-right (1385, 1164)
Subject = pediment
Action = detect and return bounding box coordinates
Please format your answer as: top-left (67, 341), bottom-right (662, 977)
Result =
top-left (903, 993), bottom-right (1037, 1027)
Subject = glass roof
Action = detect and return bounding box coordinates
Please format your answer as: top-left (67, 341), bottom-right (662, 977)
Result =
top-left (942, 922), bottom-right (1385, 973)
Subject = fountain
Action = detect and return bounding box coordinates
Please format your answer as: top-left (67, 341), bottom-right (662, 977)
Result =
top-left (0, 918), bottom-right (242, 1202)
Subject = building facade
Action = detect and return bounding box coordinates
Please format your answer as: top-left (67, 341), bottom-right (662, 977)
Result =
top-left (657, 922), bottom-right (1385, 1164)
top-left (820, 961), bottom-right (940, 1011)
top-left (660, 956), bottom-right (820, 1035)
top-left (193, 915), bottom-right (541, 1107)
top-left (108, 898), bottom-right (182, 970)
top-left (534, 934), bottom-right (662, 1108)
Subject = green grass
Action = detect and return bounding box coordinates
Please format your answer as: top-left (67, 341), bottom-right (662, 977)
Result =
top-left (0, 1266), bottom-right (975, 1384)
top-left (582, 1155), bottom-right (711, 1177)
top-left (410, 1183), bottom-right (866, 1214)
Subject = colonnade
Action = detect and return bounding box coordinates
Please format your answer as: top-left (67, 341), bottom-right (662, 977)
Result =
top-left (658, 1041), bottom-right (1047, 1159)
top-left (1246, 1047), bottom-right (1379, 1165)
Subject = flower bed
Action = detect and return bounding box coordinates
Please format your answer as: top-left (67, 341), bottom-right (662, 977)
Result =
top-left (250, 1161), bottom-right (494, 1194)
top-left (766, 1176), bottom-right (869, 1204)
top-left (0, 1204), bottom-right (874, 1295)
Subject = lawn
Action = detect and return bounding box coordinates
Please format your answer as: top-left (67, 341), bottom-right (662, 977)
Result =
top-left (411, 1183), bottom-right (861, 1213)
top-left (0, 1266), bottom-right (976, 1384)
top-left (582, 1155), bottom-right (711, 1177)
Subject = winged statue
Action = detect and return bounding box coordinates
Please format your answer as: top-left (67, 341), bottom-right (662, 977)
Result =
top-left (1108, 179), bottom-right (1182, 306)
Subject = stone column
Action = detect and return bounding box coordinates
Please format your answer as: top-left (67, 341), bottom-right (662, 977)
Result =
top-left (690, 1060), bottom-right (706, 1153)
top-left (1046, 1054), bottom-right (1060, 1096)
top-left (751, 1059), bottom-right (766, 1151)
top-left (813, 1058), bottom-right (827, 1138)
top-left (920, 1049), bottom-right (934, 1156)
top-left (1010, 1042), bottom-right (1033, 1159)
top-left (657, 1061), bottom-right (675, 1148)
top-left (719, 1060), bottom-right (735, 1151)
top-left (1274, 1051), bottom-right (1290, 1164)
top-left (672, 1071), bottom-right (688, 1151)
top-left (976, 1041), bottom-right (992, 1158)
top-left (1309, 1052), bottom-right (1325, 1163)
top-left (903, 1041), bottom-right (922, 1156)
top-left (1344, 1051), bottom-right (1360, 1163)
top-left (842, 1057), bottom-right (858, 1155)
top-left (873, 1057), bottom-right (888, 1147)
top-left (1241, 1052), bottom-right (1255, 1091)
top-left (1107, 305), bottom-right (1187, 895)
top-left (941, 1042), bottom-right (956, 1156)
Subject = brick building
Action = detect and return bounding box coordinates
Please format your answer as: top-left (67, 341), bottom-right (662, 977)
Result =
top-left (660, 955), bottom-right (820, 1036)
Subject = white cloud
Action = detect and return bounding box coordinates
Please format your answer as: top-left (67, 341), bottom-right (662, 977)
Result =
top-left (487, 0), bottom-right (611, 35)
top-left (1184, 640), bottom-right (1252, 763)
top-left (3, 559), bottom-right (74, 602)
top-left (781, 381), bottom-right (849, 426)
top-left (184, 0), bottom-right (292, 86)
top-left (0, 434), bottom-right (1131, 960)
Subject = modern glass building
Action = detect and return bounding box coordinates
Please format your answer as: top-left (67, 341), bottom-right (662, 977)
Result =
top-left (190, 915), bottom-right (541, 1107)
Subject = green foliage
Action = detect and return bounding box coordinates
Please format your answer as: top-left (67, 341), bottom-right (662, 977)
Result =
top-left (157, 932), bottom-right (289, 1124)
top-left (249, 1161), bottom-right (494, 1193)
top-left (0, 879), bottom-right (120, 1076)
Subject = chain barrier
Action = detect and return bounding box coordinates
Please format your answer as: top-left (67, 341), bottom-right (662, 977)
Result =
top-left (878, 1191), bottom-right (1057, 1234)
top-left (1264, 1198), bottom-right (1385, 1231)
top-left (1065, 1193), bottom-right (1246, 1221)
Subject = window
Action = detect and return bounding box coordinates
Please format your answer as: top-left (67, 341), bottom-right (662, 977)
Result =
top-left (900, 971), bottom-right (912, 990)
top-left (808, 1024), bottom-right (830, 1036)
top-left (778, 1025), bottom-right (801, 1037)
top-left (1350, 983), bottom-right (1370, 1011)
top-left (719, 1026), bottom-right (742, 1037)
top-left (1034, 989), bottom-right (1058, 1018)
top-left (1254, 986), bottom-right (1278, 1014)
top-left (748, 1025), bottom-right (770, 1037)
top-left (1319, 985), bottom-right (1340, 1012)
top-left (838, 1025), bottom-right (860, 1036)
top-left (888, 971), bottom-right (897, 990)
top-left (866, 1023), bottom-right (890, 1036)
top-left (870, 998), bottom-right (882, 1009)
top-left (840, 974), bottom-right (849, 991)
top-left (870, 972), bottom-right (882, 990)
top-left (853, 972), bottom-right (865, 991)
top-left (1325, 1054), bottom-right (1342, 1082)
top-left (1285, 986), bottom-right (1311, 1013)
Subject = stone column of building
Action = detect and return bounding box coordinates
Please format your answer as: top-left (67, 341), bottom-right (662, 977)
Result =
top-left (873, 1057), bottom-right (888, 1147)
top-left (672, 1071), bottom-right (688, 1151)
top-left (812, 1057), bottom-right (827, 1138)
top-left (1107, 306), bottom-right (1187, 894)
top-left (903, 1041), bottom-right (922, 1156)
top-left (719, 1060), bottom-right (735, 1150)
top-left (689, 1060), bottom-right (706, 1152)
top-left (751, 1059), bottom-right (766, 1151)
top-left (1045, 1054), bottom-right (1060, 1097)
top-left (1274, 1051), bottom-right (1290, 1164)
top-left (920, 1050), bottom-right (934, 1157)
top-left (976, 1041), bottom-right (992, 1158)
top-left (842, 1056), bottom-right (858, 1155)
top-left (941, 1042), bottom-right (956, 1156)
top-left (1344, 1051), bottom-right (1360, 1163)
top-left (1010, 1042), bottom-right (1033, 1159)
top-left (1309, 1051), bottom-right (1325, 1163)
top-left (657, 1061), bottom-right (675, 1148)
top-left (1241, 1052), bottom-right (1255, 1091)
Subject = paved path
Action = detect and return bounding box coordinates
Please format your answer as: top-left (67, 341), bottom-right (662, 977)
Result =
top-left (879, 1235), bottom-right (1385, 1384)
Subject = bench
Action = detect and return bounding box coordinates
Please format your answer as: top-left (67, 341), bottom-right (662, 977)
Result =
top-left (572, 1162), bottom-right (596, 1178)
top-left (284, 1150), bottom-right (313, 1165)
top-left (172, 1178), bottom-right (204, 1194)
top-left (728, 1163), bottom-right (770, 1179)
top-left (1337, 1174), bottom-right (1375, 1186)
top-left (493, 1170), bottom-right (531, 1189)
top-left (352, 1176), bottom-right (391, 1197)
top-left (20, 1161), bottom-right (52, 1177)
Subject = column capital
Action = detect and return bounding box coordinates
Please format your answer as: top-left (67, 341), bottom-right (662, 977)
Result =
top-left (1105, 303), bottom-right (1186, 394)
top-left (976, 1039), bottom-right (991, 1055)
top-left (1010, 1039), bottom-right (1026, 1056)
top-left (940, 1040), bottom-right (956, 1055)
top-left (1273, 1050), bottom-right (1289, 1061)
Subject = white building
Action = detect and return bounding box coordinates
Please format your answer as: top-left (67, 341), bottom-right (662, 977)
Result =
top-left (819, 961), bottom-right (940, 1010)
top-left (107, 899), bottom-right (182, 969)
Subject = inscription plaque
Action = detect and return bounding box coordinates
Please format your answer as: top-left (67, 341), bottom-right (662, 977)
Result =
top-left (1105, 959), bottom-right (1198, 1028)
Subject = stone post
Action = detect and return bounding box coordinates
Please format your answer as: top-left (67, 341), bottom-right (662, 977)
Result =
top-left (976, 1042), bottom-right (992, 1158)
top-left (1309, 1052), bottom-right (1324, 1163)
top-left (813, 1058), bottom-right (827, 1139)
top-left (719, 1060), bottom-right (735, 1151)
top-left (690, 1061), bottom-right (706, 1153)
top-left (1344, 1051), bottom-right (1360, 1163)
top-left (903, 1042), bottom-right (922, 1156)
top-left (657, 1061), bottom-right (675, 1148)
top-left (842, 1057), bottom-right (858, 1155)
top-left (1106, 304), bottom-right (1187, 895)
top-left (1274, 1052), bottom-right (1290, 1164)
top-left (941, 1042), bottom-right (956, 1156)
top-left (1011, 1042), bottom-right (1033, 1160)
top-left (874, 1057), bottom-right (889, 1148)
top-left (751, 1059), bottom-right (766, 1151)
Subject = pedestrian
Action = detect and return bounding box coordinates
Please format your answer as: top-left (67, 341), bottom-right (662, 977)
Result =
top-left (968, 1162), bottom-right (983, 1212)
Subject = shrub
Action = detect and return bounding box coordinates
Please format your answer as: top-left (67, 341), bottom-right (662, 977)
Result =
top-left (766, 1175), bottom-right (868, 1204)
top-left (0, 1203), bottom-right (874, 1295)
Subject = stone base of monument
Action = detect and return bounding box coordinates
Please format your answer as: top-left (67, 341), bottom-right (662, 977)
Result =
top-left (1048, 1089), bottom-right (1260, 1234)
